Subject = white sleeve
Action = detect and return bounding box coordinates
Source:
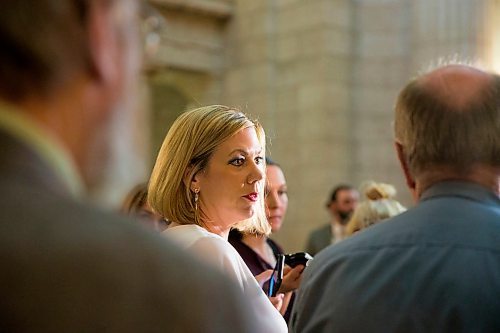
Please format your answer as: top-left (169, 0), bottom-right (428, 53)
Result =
top-left (190, 236), bottom-right (247, 288)
top-left (190, 237), bottom-right (288, 333)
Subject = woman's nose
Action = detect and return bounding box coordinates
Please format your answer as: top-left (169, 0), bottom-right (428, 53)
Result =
top-left (247, 161), bottom-right (264, 184)
top-left (266, 191), bottom-right (279, 208)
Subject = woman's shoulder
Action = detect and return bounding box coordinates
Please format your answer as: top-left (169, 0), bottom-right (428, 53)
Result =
top-left (191, 232), bottom-right (252, 285)
top-left (192, 232), bottom-right (234, 255)
top-left (267, 238), bottom-right (284, 255)
top-left (163, 224), bottom-right (221, 247)
top-left (165, 225), bottom-right (234, 258)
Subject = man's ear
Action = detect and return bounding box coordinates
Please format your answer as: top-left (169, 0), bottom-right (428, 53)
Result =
top-left (86, 1), bottom-right (118, 84)
top-left (327, 201), bottom-right (336, 215)
top-left (395, 141), bottom-right (416, 193)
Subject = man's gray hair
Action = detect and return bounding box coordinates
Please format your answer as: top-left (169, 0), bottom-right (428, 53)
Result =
top-left (394, 65), bottom-right (500, 176)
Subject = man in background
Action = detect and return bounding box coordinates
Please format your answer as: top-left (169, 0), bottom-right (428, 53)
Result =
top-left (0, 1), bottom-right (255, 331)
top-left (291, 63), bottom-right (500, 332)
top-left (305, 184), bottom-right (359, 255)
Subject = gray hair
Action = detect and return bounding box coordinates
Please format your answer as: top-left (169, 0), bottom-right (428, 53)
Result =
top-left (394, 66), bottom-right (500, 176)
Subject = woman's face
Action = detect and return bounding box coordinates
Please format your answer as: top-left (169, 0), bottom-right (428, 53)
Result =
top-left (193, 127), bottom-right (265, 230)
top-left (265, 165), bottom-right (288, 233)
top-left (137, 203), bottom-right (170, 232)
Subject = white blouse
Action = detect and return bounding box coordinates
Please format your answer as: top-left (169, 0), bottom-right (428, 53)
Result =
top-left (163, 224), bottom-right (287, 333)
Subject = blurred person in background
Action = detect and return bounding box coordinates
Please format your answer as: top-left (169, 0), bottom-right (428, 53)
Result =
top-left (148, 105), bottom-right (288, 333)
top-left (0, 1), bottom-right (257, 331)
top-left (345, 181), bottom-right (406, 235)
top-left (121, 182), bottom-right (169, 231)
top-left (229, 157), bottom-right (305, 322)
top-left (305, 184), bottom-right (359, 255)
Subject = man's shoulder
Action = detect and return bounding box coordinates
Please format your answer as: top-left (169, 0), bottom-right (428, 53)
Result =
top-left (313, 198), bottom-right (500, 266)
top-left (0, 185), bottom-right (173, 263)
top-left (305, 224), bottom-right (332, 255)
top-left (295, 199), bottom-right (500, 333)
top-left (0, 186), bottom-right (256, 332)
top-left (310, 223), bottom-right (331, 236)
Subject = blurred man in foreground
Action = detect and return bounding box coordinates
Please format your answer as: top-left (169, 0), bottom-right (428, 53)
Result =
top-left (0, 1), bottom-right (255, 331)
top-left (291, 64), bottom-right (500, 332)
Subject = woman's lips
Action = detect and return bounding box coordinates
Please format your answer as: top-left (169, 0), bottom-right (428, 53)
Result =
top-left (244, 192), bottom-right (258, 202)
top-left (268, 215), bottom-right (282, 223)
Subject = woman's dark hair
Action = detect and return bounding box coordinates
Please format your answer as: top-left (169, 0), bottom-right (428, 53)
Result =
top-left (265, 157), bottom-right (279, 167)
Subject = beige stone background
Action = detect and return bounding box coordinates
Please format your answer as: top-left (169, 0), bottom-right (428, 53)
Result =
top-left (93, 0), bottom-right (500, 252)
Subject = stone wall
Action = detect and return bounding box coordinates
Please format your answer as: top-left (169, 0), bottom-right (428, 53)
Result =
top-left (220, 0), bottom-right (355, 251)
top-left (141, 0), bottom-right (494, 252)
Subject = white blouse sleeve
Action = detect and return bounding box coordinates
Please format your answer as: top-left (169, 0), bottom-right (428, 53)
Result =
top-left (189, 236), bottom-right (288, 333)
top-left (190, 236), bottom-right (247, 288)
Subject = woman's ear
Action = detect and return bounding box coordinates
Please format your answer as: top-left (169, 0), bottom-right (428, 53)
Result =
top-left (184, 166), bottom-right (201, 192)
top-left (190, 176), bottom-right (200, 192)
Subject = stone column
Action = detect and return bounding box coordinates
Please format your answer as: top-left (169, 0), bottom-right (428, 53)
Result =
top-left (349, 0), bottom-right (412, 207)
top-left (222, 0), bottom-right (355, 251)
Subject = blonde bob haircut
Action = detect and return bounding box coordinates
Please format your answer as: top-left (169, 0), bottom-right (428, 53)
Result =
top-left (346, 181), bottom-right (406, 236)
top-left (148, 105), bottom-right (271, 235)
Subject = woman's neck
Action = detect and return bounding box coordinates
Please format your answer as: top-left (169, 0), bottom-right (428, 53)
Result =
top-left (204, 223), bottom-right (230, 240)
top-left (242, 233), bottom-right (276, 266)
top-left (242, 233), bottom-right (266, 247)
top-left (167, 221), bottom-right (230, 240)
top-left (197, 211), bottom-right (233, 240)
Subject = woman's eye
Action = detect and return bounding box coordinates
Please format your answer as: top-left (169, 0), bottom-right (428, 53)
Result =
top-left (278, 190), bottom-right (288, 196)
top-left (229, 157), bottom-right (245, 166)
top-left (255, 156), bottom-right (264, 165)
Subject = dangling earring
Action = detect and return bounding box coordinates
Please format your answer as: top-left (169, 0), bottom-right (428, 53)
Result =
top-left (193, 188), bottom-right (200, 211)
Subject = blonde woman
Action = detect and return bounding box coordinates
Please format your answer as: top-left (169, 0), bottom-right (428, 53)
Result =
top-left (346, 181), bottom-right (406, 235)
top-left (229, 158), bottom-right (304, 322)
top-left (148, 105), bottom-right (287, 332)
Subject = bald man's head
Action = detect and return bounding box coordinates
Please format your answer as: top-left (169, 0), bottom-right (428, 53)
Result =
top-left (420, 65), bottom-right (492, 112)
top-left (394, 64), bottom-right (500, 178)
